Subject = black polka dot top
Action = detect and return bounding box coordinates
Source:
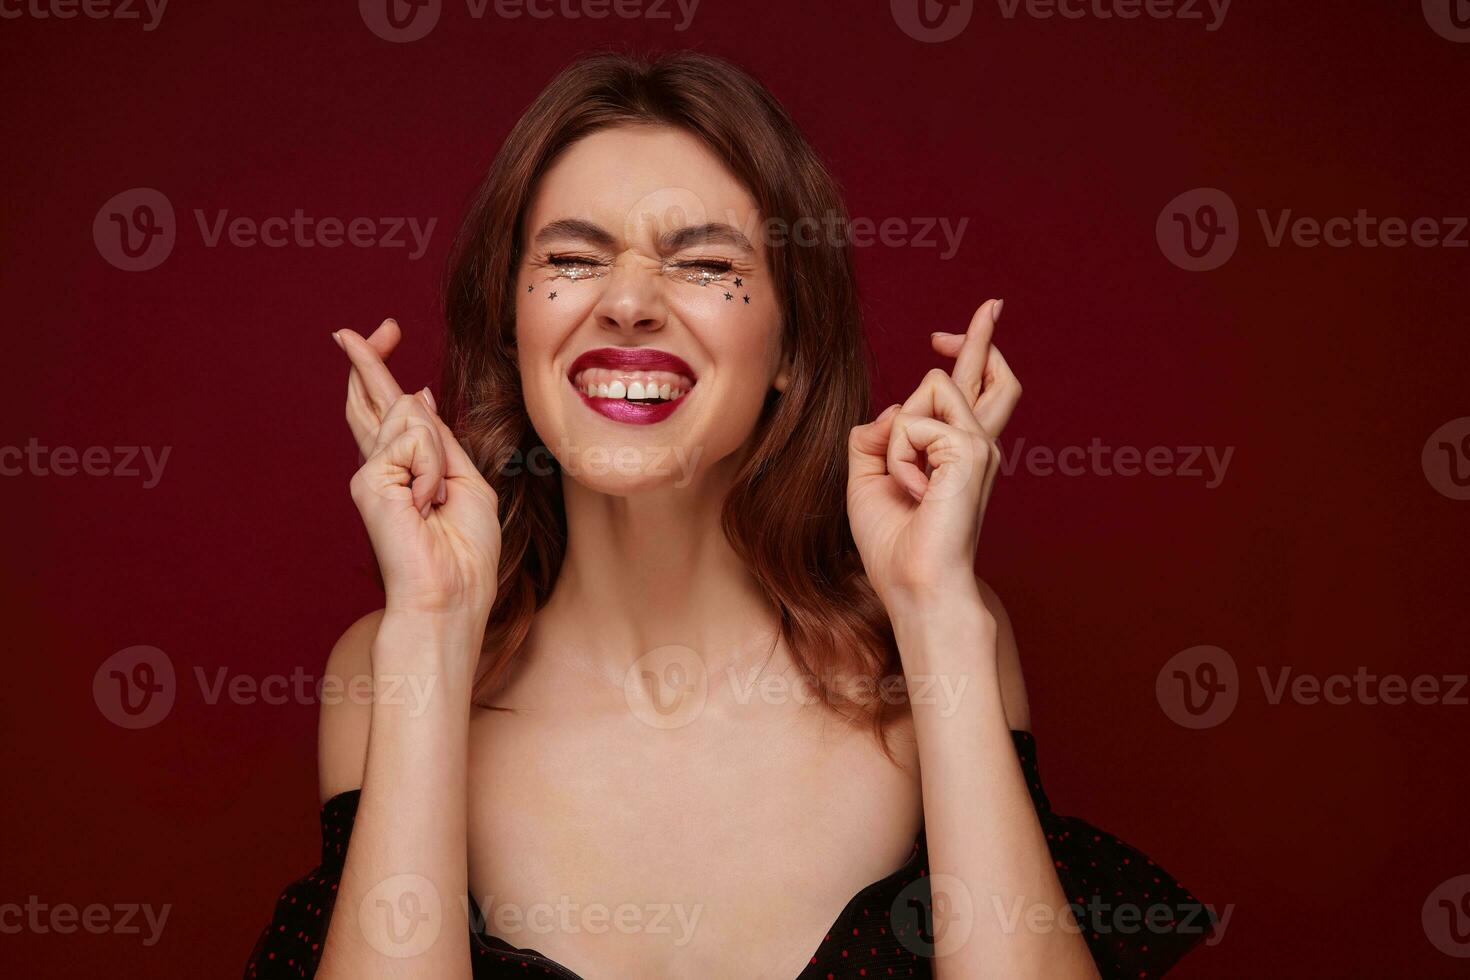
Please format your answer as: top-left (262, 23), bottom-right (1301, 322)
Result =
top-left (245, 730), bottom-right (1212, 978)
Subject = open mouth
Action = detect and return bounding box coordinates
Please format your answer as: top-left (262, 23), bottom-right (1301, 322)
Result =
top-left (571, 369), bottom-right (691, 404)
top-left (567, 348), bottom-right (697, 424)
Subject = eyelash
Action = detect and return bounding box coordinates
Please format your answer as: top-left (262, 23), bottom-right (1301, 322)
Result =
top-left (544, 254), bottom-right (736, 285)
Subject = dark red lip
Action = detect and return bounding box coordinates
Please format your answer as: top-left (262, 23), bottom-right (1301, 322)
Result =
top-left (567, 347), bottom-right (697, 380)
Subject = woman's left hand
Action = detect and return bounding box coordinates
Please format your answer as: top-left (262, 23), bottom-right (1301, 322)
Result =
top-left (846, 298), bottom-right (1020, 611)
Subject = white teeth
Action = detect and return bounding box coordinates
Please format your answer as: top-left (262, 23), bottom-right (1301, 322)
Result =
top-left (574, 371), bottom-right (693, 402)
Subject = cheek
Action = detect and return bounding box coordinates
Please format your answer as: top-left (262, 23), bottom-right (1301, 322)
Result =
top-left (668, 279), bottom-right (780, 365)
top-left (514, 291), bottom-right (589, 435)
top-left (667, 286), bottom-right (783, 436)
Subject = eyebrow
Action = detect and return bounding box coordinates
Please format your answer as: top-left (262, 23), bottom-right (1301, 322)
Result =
top-left (532, 218), bottom-right (755, 254)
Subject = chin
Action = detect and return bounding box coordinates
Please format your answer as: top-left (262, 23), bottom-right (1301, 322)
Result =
top-left (556, 432), bottom-right (711, 494)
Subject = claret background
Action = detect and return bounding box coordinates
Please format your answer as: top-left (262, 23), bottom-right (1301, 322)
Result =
top-left (3, 1), bottom-right (1468, 977)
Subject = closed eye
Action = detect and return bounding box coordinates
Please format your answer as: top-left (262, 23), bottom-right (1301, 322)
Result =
top-left (668, 258), bottom-right (736, 286)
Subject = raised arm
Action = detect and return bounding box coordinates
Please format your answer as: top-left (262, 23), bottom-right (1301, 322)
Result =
top-left (311, 320), bottom-right (501, 979)
top-left (847, 299), bottom-right (1100, 979)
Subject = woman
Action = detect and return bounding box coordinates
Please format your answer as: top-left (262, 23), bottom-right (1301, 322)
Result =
top-left (247, 50), bottom-right (1210, 979)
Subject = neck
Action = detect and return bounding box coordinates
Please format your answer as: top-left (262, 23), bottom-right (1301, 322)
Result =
top-left (532, 460), bottom-right (783, 677)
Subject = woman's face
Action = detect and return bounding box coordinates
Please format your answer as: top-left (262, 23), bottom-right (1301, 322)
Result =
top-left (515, 124), bottom-right (788, 496)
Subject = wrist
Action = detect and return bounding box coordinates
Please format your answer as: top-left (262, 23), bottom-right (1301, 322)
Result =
top-left (374, 609), bottom-right (486, 676)
top-left (381, 596), bottom-right (490, 637)
top-left (383, 586), bottom-right (494, 622)
top-left (888, 588), bottom-right (998, 674)
top-left (882, 575), bottom-right (988, 627)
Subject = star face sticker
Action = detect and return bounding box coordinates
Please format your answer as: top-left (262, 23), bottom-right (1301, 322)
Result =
top-left (734, 277), bottom-right (743, 287)
top-left (742, 294), bottom-right (750, 304)
top-left (724, 291), bottom-right (733, 301)
top-left (548, 291), bottom-right (558, 301)
top-left (527, 284), bottom-right (534, 292)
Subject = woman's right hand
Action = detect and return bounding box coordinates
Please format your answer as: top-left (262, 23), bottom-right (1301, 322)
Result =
top-left (335, 319), bottom-right (502, 629)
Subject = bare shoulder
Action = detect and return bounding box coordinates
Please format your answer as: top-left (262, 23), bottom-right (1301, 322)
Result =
top-left (976, 575), bottom-right (1032, 733)
top-left (316, 608), bottom-right (384, 803)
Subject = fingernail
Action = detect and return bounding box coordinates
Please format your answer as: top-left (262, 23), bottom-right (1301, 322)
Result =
top-left (331, 331), bottom-right (344, 350)
top-left (383, 317), bottom-right (397, 327)
top-left (880, 403), bottom-right (901, 419)
top-left (931, 331), bottom-right (953, 338)
top-left (993, 298), bottom-right (1005, 322)
top-left (420, 500), bottom-right (433, 519)
top-left (421, 387), bottom-right (437, 412)
top-left (436, 483), bottom-right (447, 505)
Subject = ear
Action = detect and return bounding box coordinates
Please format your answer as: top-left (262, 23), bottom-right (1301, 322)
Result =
top-left (772, 348), bottom-right (793, 393)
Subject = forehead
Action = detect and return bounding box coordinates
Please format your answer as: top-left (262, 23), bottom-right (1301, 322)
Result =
top-left (524, 125), bottom-right (761, 246)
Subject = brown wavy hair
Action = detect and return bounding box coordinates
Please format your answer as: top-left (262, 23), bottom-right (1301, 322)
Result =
top-left (439, 49), bottom-right (904, 743)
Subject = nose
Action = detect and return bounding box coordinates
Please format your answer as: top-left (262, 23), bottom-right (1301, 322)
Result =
top-left (591, 254), bottom-right (667, 337)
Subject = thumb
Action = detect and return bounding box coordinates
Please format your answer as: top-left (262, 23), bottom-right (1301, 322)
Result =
top-left (847, 404), bottom-right (900, 482)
